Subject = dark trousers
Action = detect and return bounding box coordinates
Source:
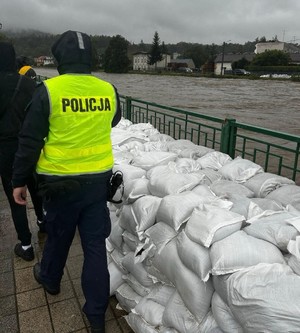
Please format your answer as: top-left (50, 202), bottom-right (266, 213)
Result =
top-left (40, 177), bottom-right (111, 327)
top-left (0, 142), bottom-right (43, 245)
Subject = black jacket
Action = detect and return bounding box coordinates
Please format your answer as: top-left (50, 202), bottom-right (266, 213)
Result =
top-left (12, 31), bottom-right (122, 187)
top-left (0, 42), bottom-right (36, 143)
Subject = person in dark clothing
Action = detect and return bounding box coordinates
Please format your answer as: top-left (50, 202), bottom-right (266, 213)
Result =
top-left (0, 41), bottom-right (44, 262)
top-left (12, 30), bottom-right (122, 333)
top-left (16, 56), bottom-right (37, 81)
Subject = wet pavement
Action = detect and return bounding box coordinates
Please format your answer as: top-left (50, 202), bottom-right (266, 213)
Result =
top-left (0, 183), bottom-right (134, 333)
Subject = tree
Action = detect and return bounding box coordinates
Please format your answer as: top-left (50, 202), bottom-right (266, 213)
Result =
top-left (182, 44), bottom-right (210, 68)
top-left (232, 57), bottom-right (251, 70)
top-left (148, 31), bottom-right (163, 69)
top-left (103, 34), bottom-right (130, 73)
top-left (251, 50), bottom-right (291, 66)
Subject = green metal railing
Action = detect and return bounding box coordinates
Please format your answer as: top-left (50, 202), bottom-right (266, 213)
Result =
top-left (120, 95), bottom-right (300, 184)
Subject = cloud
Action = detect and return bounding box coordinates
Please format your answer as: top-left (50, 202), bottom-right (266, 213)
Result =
top-left (2, 0), bottom-right (300, 45)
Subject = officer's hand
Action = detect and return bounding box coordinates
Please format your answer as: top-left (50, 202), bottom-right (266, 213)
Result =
top-left (13, 186), bottom-right (27, 205)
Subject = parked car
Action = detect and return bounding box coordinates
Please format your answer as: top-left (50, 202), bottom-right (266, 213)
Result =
top-left (178, 67), bottom-right (193, 73)
top-left (233, 68), bottom-right (251, 75)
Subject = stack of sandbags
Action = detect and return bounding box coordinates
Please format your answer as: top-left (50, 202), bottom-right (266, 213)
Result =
top-left (106, 118), bottom-right (300, 333)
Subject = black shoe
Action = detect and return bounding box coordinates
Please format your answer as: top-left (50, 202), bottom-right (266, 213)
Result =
top-left (90, 326), bottom-right (105, 333)
top-left (37, 220), bottom-right (46, 233)
top-left (33, 263), bottom-right (60, 295)
top-left (14, 243), bottom-right (34, 261)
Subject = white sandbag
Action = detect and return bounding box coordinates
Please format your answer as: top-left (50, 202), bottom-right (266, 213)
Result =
top-left (131, 195), bottom-right (162, 238)
top-left (211, 292), bottom-right (243, 333)
top-left (113, 163), bottom-right (146, 184)
top-left (168, 158), bottom-right (202, 173)
top-left (148, 133), bottom-right (175, 143)
top-left (178, 146), bottom-right (214, 159)
top-left (123, 178), bottom-right (150, 204)
top-left (115, 283), bottom-right (142, 312)
top-left (250, 197), bottom-right (284, 212)
top-left (226, 194), bottom-right (262, 220)
top-left (122, 230), bottom-right (140, 252)
top-left (162, 290), bottom-right (203, 333)
top-left (266, 184), bottom-right (300, 210)
top-left (159, 328), bottom-right (179, 333)
top-left (115, 117), bottom-right (132, 129)
top-left (122, 273), bottom-right (152, 297)
top-left (108, 221), bottom-right (124, 251)
top-left (118, 140), bottom-right (146, 152)
top-left (144, 260), bottom-right (171, 285)
top-left (128, 122), bottom-right (158, 136)
top-left (166, 139), bottom-right (196, 154)
top-left (192, 184), bottom-right (233, 209)
top-left (111, 127), bottom-right (148, 146)
top-left (156, 191), bottom-right (204, 231)
top-left (113, 150), bottom-right (134, 165)
top-left (143, 283), bottom-right (175, 306)
top-left (109, 248), bottom-right (127, 271)
top-left (226, 263), bottom-right (300, 333)
top-left (210, 230), bottom-right (285, 275)
top-left (218, 156), bottom-right (263, 183)
top-left (125, 313), bottom-right (159, 333)
top-left (118, 204), bottom-right (137, 236)
top-left (144, 222), bottom-right (177, 255)
top-left (108, 260), bottom-right (125, 296)
top-left (143, 140), bottom-right (169, 152)
top-left (133, 299), bottom-right (165, 327)
top-left (151, 238), bottom-right (214, 323)
top-left (244, 172), bottom-right (295, 197)
top-left (287, 236), bottom-right (300, 275)
top-left (196, 168), bottom-right (224, 185)
top-left (198, 311), bottom-right (223, 333)
top-left (185, 205), bottom-right (245, 248)
top-left (244, 211), bottom-right (300, 252)
top-left (131, 151), bottom-right (178, 171)
top-left (192, 183), bottom-right (216, 197)
top-left (210, 179), bottom-right (255, 198)
top-left (121, 252), bottom-right (155, 287)
top-left (132, 284), bottom-right (174, 327)
top-left (197, 151), bottom-right (232, 170)
top-left (147, 165), bottom-right (204, 198)
top-left (176, 230), bottom-right (211, 282)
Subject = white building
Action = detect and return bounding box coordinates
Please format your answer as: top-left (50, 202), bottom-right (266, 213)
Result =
top-left (255, 41), bottom-right (285, 54)
top-left (132, 52), bottom-right (171, 71)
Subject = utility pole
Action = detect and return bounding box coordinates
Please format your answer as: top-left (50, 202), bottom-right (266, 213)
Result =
top-left (220, 40), bottom-right (231, 76)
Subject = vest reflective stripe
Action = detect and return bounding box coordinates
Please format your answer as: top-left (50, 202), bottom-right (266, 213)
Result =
top-left (36, 74), bottom-right (116, 176)
top-left (19, 65), bottom-right (31, 75)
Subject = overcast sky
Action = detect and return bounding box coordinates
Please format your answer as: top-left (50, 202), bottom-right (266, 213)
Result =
top-left (2, 0), bottom-right (300, 45)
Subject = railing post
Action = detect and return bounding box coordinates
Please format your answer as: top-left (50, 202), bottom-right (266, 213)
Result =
top-left (125, 96), bottom-right (132, 122)
top-left (220, 118), bottom-right (236, 157)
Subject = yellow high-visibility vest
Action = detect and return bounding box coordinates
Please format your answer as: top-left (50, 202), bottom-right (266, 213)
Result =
top-left (36, 74), bottom-right (117, 176)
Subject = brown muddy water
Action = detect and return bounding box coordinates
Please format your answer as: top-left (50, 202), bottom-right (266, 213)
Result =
top-left (37, 68), bottom-right (300, 136)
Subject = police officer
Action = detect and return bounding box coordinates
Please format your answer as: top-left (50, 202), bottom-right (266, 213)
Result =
top-left (0, 41), bottom-right (44, 262)
top-left (12, 30), bottom-right (121, 333)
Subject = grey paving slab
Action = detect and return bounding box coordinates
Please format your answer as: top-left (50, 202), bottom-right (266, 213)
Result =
top-left (16, 288), bottom-right (47, 312)
top-left (0, 179), bottom-right (135, 333)
top-left (18, 305), bottom-right (53, 333)
top-left (0, 313), bottom-right (19, 333)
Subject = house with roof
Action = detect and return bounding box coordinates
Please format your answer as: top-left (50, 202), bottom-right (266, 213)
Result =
top-left (214, 53), bottom-right (255, 75)
top-left (35, 56), bottom-right (55, 67)
top-left (167, 58), bottom-right (195, 71)
top-left (132, 52), bottom-right (171, 71)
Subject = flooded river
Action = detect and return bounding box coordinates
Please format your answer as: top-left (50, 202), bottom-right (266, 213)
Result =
top-left (36, 68), bottom-right (300, 136)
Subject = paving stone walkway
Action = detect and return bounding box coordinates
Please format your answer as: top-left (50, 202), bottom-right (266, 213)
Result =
top-left (0, 183), bottom-right (134, 333)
